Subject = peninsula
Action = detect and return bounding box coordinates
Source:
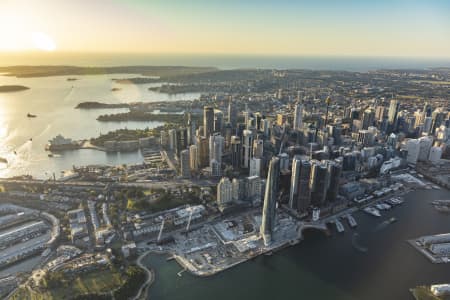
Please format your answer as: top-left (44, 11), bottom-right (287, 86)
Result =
top-left (0, 85), bottom-right (30, 92)
top-left (75, 101), bottom-right (130, 109)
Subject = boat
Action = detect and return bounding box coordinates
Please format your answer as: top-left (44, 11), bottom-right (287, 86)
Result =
top-left (346, 215), bottom-right (357, 228)
top-left (27, 113), bottom-right (37, 118)
top-left (0, 157), bottom-right (7, 164)
top-left (335, 220), bottom-right (345, 233)
top-left (388, 217), bottom-right (397, 224)
top-left (363, 206), bottom-right (381, 217)
top-left (48, 153), bottom-right (54, 158)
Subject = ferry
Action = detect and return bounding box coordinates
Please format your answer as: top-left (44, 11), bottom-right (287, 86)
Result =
top-left (45, 134), bottom-right (80, 151)
top-left (363, 206), bottom-right (381, 217)
top-left (312, 208), bottom-right (320, 222)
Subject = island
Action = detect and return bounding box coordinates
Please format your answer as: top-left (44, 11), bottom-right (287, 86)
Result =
top-left (75, 101), bottom-right (130, 109)
top-left (0, 85), bottom-right (30, 93)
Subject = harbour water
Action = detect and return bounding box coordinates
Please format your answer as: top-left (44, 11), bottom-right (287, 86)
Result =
top-left (0, 74), bottom-right (200, 178)
top-left (144, 189), bottom-right (450, 300)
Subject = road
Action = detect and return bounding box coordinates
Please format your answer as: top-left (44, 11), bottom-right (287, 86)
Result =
top-left (133, 250), bottom-right (154, 300)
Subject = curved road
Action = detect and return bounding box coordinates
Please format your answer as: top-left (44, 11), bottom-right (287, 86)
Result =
top-left (133, 251), bottom-right (154, 300)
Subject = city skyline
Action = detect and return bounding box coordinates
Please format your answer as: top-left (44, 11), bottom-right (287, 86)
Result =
top-left (1, 0), bottom-right (450, 58)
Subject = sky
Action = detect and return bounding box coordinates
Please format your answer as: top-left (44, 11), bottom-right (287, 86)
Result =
top-left (0, 0), bottom-right (449, 57)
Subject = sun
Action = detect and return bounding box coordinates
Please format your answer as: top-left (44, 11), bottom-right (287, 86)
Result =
top-left (32, 32), bottom-right (56, 51)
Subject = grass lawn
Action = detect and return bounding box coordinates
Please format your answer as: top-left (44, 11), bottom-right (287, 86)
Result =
top-left (11, 269), bottom-right (123, 300)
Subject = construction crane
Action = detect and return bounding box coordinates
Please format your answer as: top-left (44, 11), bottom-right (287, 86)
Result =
top-left (157, 219), bottom-right (165, 243)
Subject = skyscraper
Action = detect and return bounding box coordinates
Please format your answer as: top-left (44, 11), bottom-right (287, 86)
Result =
top-left (209, 134), bottom-right (224, 166)
top-left (260, 157), bottom-right (280, 246)
top-left (326, 161), bottom-right (342, 202)
top-left (214, 109), bottom-right (224, 133)
top-left (189, 145), bottom-right (198, 171)
top-left (242, 130), bottom-right (254, 168)
top-left (310, 161), bottom-right (330, 207)
top-left (388, 99), bottom-right (400, 131)
top-left (217, 177), bottom-right (233, 210)
top-left (180, 149), bottom-right (190, 178)
top-left (196, 136), bottom-right (209, 168)
top-left (293, 102), bottom-right (303, 131)
top-left (231, 136), bottom-right (242, 169)
top-left (289, 156), bottom-right (301, 209)
top-left (203, 106), bottom-right (214, 138)
top-left (249, 157), bottom-right (261, 177)
top-left (228, 97), bottom-right (237, 128)
top-left (297, 159), bottom-right (312, 213)
top-left (175, 128), bottom-right (188, 157)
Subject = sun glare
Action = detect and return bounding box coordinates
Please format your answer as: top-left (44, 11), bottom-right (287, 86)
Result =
top-left (32, 32), bottom-right (56, 51)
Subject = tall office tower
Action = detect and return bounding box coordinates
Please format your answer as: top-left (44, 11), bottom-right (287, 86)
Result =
top-left (180, 150), bottom-right (190, 178)
top-left (326, 161), bottom-right (342, 202)
top-left (254, 113), bottom-right (263, 131)
top-left (388, 99), bottom-right (400, 131)
top-left (260, 157), bottom-right (280, 246)
top-left (423, 116), bottom-right (433, 134)
top-left (247, 175), bottom-right (262, 204)
top-left (432, 108), bottom-right (447, 133)
top-left (260, 119), bottom-right (271, 136)
top-left (387, 133), bottom-right (398, 149)
top-left (289, 156), bottom-right (301, 209)
top-left (160, 130), bottom-right (169, 148)
top-left (243, 103), bottom-right (250, 129)
top-left (242, 130), bottom-right (254, 168)
top-left (423, 102), bottom-right (432, 117)
top-left (224, 123), bottom-right (233, 149)
top-left (278, 153), bottom-right (289, 171)
top-left (209, 134), bottom-right (224, 166)
top-left (228, 97), bottom-right (237, 128)
top-left (175, 128), bottom-right (188, 157)
top-left (418, 136), bottom-right (433, 161)
top-left (186, 113), bottom-right (193, 145)
top-left (252, 139), bottom-right (264, 159)
top-left (249, 157), bottom-right (261, 177)
top-left (217, 177), bottom-right (233, 209)
top-left (362, 108), bottom-right (375, 129)
top-left (189, 145), bottom-right (198, 171)
top-left (297, 159), bottom-right (312, 213)
top-left (375, 105), bottom-right (386, 122)
top-left (276, 114), bottom-right (287, 126)
top-left (168, 129), bottom-right (176, 150)
top-left (230, 136), bottom-right (242, 169)
top-left (357, 129), bottom-right (375, 147)
top-left (186, 113), bottom-right (196, 146)
top-left (210, 159), bottom-right (222, 177)
top-left (214, 109), bottom-right (224, 133)
top-left (293, 102), bottom-right (303, 131)
top-left (232, 178), bottom-right (242, 202)
top-left (406, 139), bottom-right (420, 164)
top-left (328, 125), bottom-right (342, 146)
top-left (414, 110), bottom-right (424, 127)
top-left (196, 136), bottom-right (209, 168)
top-left (310, 161), bottom-right (330, 207)
top-left (203, 106), bottom-right (214, 138)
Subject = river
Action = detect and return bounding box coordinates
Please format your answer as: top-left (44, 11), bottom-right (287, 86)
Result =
top-left (0, 74), bottom-right (200, 179)
top-left (144, 188), bottom-right (450, 300)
